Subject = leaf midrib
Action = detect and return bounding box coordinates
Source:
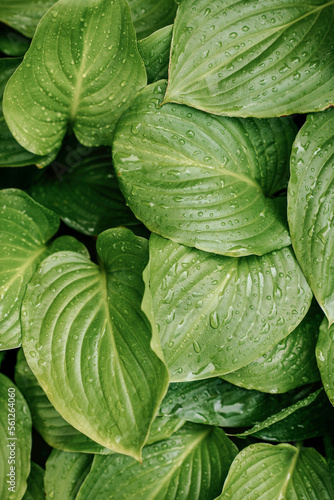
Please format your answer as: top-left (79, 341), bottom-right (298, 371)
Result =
top-left (0, 244), bottom-right (46, 292)
top-left (278, 445), bottom-right (301, 499)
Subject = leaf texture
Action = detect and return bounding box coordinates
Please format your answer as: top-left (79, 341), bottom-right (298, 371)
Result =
top-left (138, 25), bottom-right (173, 83)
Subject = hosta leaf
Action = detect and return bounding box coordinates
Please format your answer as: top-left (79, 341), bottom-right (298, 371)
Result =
top-left (129, 0), bottom-right (177, 39)
top-left (146, 415), bottom-right (186, 445)
top-left (0, 0), bottom-right (56, 37)
top-left (138, 25), bottom-right (173, 83)
top-left (0, 59), bottom-right (42, 167)
top-left (222, 301), bottom-right (322, 393)
top-left (217, 443), bottom-right (334, 500)
top-left (142, 234), bottom-right (312, 381)
top-left (165, 0), bottom-right (334, 117)
top-left (45, 450), bottom-right (93, 500)
top-left (22, 228), bottom-right (169, 460)
top-left (76, 424), bottom-right (238, 500)
top-left (316, 318), bottom-right (334, 406)
top-left (159, 379), bottom-right (315, 428)
top-left (288, 108), bottom-right (334, 324)
top-left (0, 374), bottom-right (32, 500)
top-left (0, 25), bottom-right (30, 56)
top-left (113, 80), bottom-right (296, 257)
top-left (3, 0), bottom-right (147, 157)
top-left (0, 189), bottom-right (60, 350)
top-left (30, 142), bottom-right (136, 236)
top-left (15, 349), bottom-right (112, 454)
top-left (23, 463), bottom-right (44, 500)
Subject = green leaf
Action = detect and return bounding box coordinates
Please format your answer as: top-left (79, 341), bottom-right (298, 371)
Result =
top-left (138, 25), bottom-right (173, 83)
top-left (76, 424), bottom-right (238, 500)
top-left (165, 0), bottom-right (334, 117)
top-left (22, 228), bottom-right (169, 460)
top-left (0, 351), bottom-right (4, 368)
top-left (142, 234), bottom-right (312, 381)
top-left (44, 450), bottom-right (93, 500)
top-left (0, 25), bottom-right (30, 56)
top-left (0, 59), bottom-right (42, 167)
top-left (218, 443), bottom-right (334, 500)
top-left (288, 108), bottom-right (334, 324)
top-left (129, 0), bottom-right (177, 39)
top-left (113, 80), bottom-right (296, 257)
top-left (0, 373), bottom-right (32, 500)
top-left (0, 189), bottom-right (60, 350)
top-left (15, 349), bottom-right (112, 454)
top-left (316, 318), bottom-right (334, 406)
top-left (30, 142), bottom-right (136, 236)
top-left (222, 301), bottom-right (322, 393)
top-left (3, 0), bottom-right (147, 157)
top-left (0, 0), bottom-right (56, 37)
top-left (23, 463), bottom-right (45, 500)
top-left (146, 415), bottom-right (186, 445)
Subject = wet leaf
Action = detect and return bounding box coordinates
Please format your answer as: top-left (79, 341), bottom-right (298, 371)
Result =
top-left (138, 25), bottom-right (173, 83)
top-left (23, 463), bottom-right (44, 500)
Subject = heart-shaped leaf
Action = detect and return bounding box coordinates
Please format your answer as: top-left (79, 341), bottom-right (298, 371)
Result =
top-left (23, 463), bottom-right (44, 500)
top-left (165, 0), bottom-right (334, 117)
top-left (76, 424), bottom-right (238, 500)
top-left (113, 80), bottom-right (296, 257)
top-left (316, 318), bottom-right (334, 406)
top-left (22, 228), bottom-right (169, 460)
top-left (0, 374), bottom-right (32, 500)
top-left (138, 25), bottom-right (173, 83)
top-left (222, 301), bottom-right (322, 393)
top-left (3, 0), bottom-right (147, 157)
top-left (129, 0), bottom-right (177, 39)
top-left (142, 234), bottom-right (312, 381)
top-left (288, 108), bottom-right (334, 324)
top-left (30, 141), bottom-right (136, 236)
top-left (217, 443), bottom-right (334, 500)
top-left (0, 0), bottom-right (55, 37)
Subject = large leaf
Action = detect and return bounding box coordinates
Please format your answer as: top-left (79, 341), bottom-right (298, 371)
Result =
top-left (23, 463), bottom-right (44, 500)
top-left (142, 234), bottom-right (312, 381)
top-left (113, 80), bottom-right (296, 257)
top-left (165, 0), bottom-right (334, 117)
top-left (22, 228), bottom-right (169, 460)
top-left (30, 142), bottom-right (136, 236)
top-left (138, 25), bottom-right (173, 83)
top-left (288, 108), bottom-right (334, 324)
top-left (3, 0), bottom-right (147, 157)
top-left (44, 450), bottom-right (93, 500)
top-left (222, 301), bottom-right (322, 393)
top-left (0, 0), bottom-right (56, 37)
top-left (0, 374), bottom-right (32, 500)
top-left (217, 443), bottom-right (334, 499)
top-left (76, 424), bottom-right (238, 500)
top-left (129, 0), bottom-right (177, 39)
top-left (316, 318), bottom-right (334, 406)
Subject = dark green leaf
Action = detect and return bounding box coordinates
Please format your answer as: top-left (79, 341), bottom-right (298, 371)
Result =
top-left (23, 463), bottom-right (44, 500)
top-left (0, 25), bottom-right (30, 56)
top-left (316, 318), bottom-right (334, 406)
top-left (129, 0), bottom-right (177, 39)
top-left (138, 25), bottom-right (173, 83)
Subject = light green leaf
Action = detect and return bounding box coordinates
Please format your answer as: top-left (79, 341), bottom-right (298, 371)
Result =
top-left (22, 228), bottom-right (169, 460)
top-left (316, 318), bottom-right (334, 406)
top-left (15, 349), bottom-right (112, 454)
top-left (44, 450), bottom-right (93, 500)
top-left (142, 234), bottom-right (312, 381)
top-left (138, 25), bottom-right (173, 83)
top-left (288, 108), bottom-right (334, 324)
top-left (222, 301), bottom-right (322, 393)
top-left (113, 80), bottom-right (296, 257)
top-left (0, 0), bottom-right (56, 37)
top-left (0, 59), bottom-right (42, 167)
top-left (23, 463), bottom-right (44, 500)
top-left (165, 0), bottom-right (334, 117)
top-left (0, 189), bottom-right (60, 350)
top-left (218, 443), bottom-right (334, 500)
top-left (129, 0), bottom-right (177, 39)
top-left (3, 0), bottom-right (147, 157)
top-left (77, 424), bottom-right (238, 500)
top-left (0, 374), bottom-right (32, 500)
top-left (0, 25), bottom-right (30, 56)
top-left (146, 415), bottom-right (186, 445)
top-left (30, 142), bottom-right (136, 236)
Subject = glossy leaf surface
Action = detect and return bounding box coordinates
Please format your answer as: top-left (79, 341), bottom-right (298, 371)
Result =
top-left (129, 0), bottom-right (177, 39)
top-left (138, 25), bottom-right (173, 83)
top-left (316, 318), bottom-right (334, 406)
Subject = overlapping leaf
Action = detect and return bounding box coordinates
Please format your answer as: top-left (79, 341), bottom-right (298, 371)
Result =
top-left (0, 0), bottom-right (55, 37)
top-left (76, 424), bottom-right (238, 500)
top-left (316, 318), bottom-right (334, 406)
top-left (142, 234), bottom-right (312, 381)
top-left (129, 0), bottom-right (177, 39)
top-left (166, 0), bottom-right (334, 117)
top-left (0, 26), bottom-right (30, 56)
top-left (3, 0), bottom-right (147, 157)
top-left (138, 25), bottom-right (173, 83)
top-left (288, 108), bottom-right (334, 324)
top-left (218, 443), bottom-right (334, 499)
top-left (22, 228), bottom-right (169, 459)
top-left (113, 80), bottom-right (296, 257)
top-left (23, 463), bottom-right (44, 500)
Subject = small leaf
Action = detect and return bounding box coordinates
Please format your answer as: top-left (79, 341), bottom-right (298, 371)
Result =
top-left (44, 450), bottom-right (93, 500)
top-left (288, 108), bottom-right (334, 324)
top-left (22, 228), bottom-right (169, 460)
top-left (218, 443), bottom-right (334, 499)
top-left (166, 0), bottom-right (334, 117)
top-left (3, 0), bottom-right (147, 157)
top-left (316, 318), bottom-right (334, 406)
top-left (0, 374), bottom-right (32, 500)
top-left (146, 415), bottom-right (186, 445)
top-left (113, 80), bottom-right (296, 257)
top-left (138, 25), bottom-right (173, 83)
top-left (222, 301), bottom-right (322, 393)
top-left (142, 234), bottom-right (312, 381)
top-left (129, 0), bottom-right (177, 39)
top-left (23, 463), bottom-right (45, 500)
top-left (76, 424), bottom-right (238, 500)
